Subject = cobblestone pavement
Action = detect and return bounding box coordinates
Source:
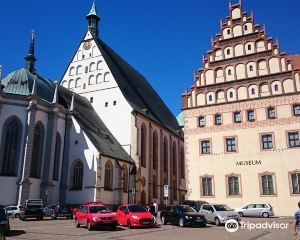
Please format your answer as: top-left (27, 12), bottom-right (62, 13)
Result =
top-left (4, 216), bottom-right (296, 240)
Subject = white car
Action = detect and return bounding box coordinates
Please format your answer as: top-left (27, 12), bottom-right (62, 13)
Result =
top-left (235, 203), bottom-right (273, 218)
top-left (6, 205), bottom-right (21, 218)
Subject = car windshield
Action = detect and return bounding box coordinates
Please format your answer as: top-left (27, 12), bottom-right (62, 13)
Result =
top-left (128, 205), bottom-right (147, 213)
top-left (27, 204), bottom-right (43, 209)
top-left (213, 205), bottom-right (232, 211)
top-left (177, 205), bottom-right (196, 212)
top-left (89, 206), bottom-right (109, 214)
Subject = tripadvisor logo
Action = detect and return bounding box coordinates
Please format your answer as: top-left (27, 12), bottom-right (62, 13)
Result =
top-left (225, 219), bottom-right (239, 233)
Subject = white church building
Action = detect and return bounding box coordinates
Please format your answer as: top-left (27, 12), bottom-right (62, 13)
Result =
top-left (0, 1), bottom-right (185, 207)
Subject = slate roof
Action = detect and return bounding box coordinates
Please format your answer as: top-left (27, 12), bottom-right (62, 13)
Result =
top-left (1, 68), bottom-right (54, 102)
top-left (57, 85), bottom-right (134, 164)
top-left (95, 39), bottom-right (183, 138)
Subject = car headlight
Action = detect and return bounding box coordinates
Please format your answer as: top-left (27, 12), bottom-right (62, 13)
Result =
top-left (185, 216), bottom-right (192, 219)
top-left (132, 215), bottom-right (139, 219)
top-left (93, 217), bottom-right (101, 221)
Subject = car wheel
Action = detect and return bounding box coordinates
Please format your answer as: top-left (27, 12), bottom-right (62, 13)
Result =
top-left (52, 215), bottom-right (57, 220)
top-left (87, 220), bottom-right (92, 231)
top-left (75, 219), bottom-right (80, 228)
top-left (161, 216), bottom-right (167, 225)
top-left (200, 223), bottom-right (206, 228)
top-left (179, 218), bottom-right (185, 227)
top-left (215, 217), bottom-right (221, 226)
top-left (238, 212), bottom-right (243, 217)
top-left (15, 213), bottom-right (20, 218)
top-left (127, 219), bottom-right (132, 229)
top-left (262, 212), bottom-right (269, 218)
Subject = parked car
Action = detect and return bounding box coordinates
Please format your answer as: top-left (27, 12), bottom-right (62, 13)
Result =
top-left (0, 206), bottom-right (10, 234)
top-left (75, 202), bottom-right (117, 231)
top-left (235, 203), bottom-right (273, 218)
top-left (160, 205), bottom-right (207, 227)
top-left (52, 203), bottom-right (73, 219)
top-left (20, 199), bottom-right (44, 221)
top-left (43, 204), bottom-right (56, 217)
top-left (182, 200), bottom-right (208, 212)
top-left (5, 205), bottom-right (21, 218)
top-left (116, 204), bottom-right (155, 228)
top-left (199, 203), bottom-right (240, 226)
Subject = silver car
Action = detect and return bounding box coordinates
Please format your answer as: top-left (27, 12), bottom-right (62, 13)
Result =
top-left (199, 203), bottom-right (240, 226)
top-left (235, 203), bottom-right (273, 218)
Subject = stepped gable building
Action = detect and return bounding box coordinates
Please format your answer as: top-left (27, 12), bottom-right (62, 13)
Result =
top-left (182, 0), bottom-right (300, 216)
top-left (0, 31), bottom-right (134, 207)
top-left (60, 2), bottom-right (185, 205)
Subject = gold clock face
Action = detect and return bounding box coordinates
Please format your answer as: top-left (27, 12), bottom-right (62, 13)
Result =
top-left (83, 41), bottom-right (92, 50)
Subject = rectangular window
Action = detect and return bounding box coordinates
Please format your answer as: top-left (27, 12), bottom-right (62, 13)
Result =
top-left (228, 176), bottom-right (240, 196)
top-left (291, 173), bottom-right (300, 194)
top-left (234, 112), bottom-right (241, 123)
top-left (198, 116), bottom-right (205, 127)
top-left (202, 177), bottom-right (213, 196)
top-left (247, 110), bottom-right (255, 121)
top-left (267, 107), bottom-right (276, 119)
top-left (215, 114), bottom-right (222, 125)
top-left (200, 140), bottom-right (211, 154)
top-left (226, 138), bottom-right (237, 152)
top-left (261, 134), bottom-right (273, 149)
top-left (113, 101), bottom-right (117, 106)
top-left (261, 174), bottom-right (274, 195)
top-left (293, 105), bottom-right (300, 116)
top-left (288, 132), bottom-right (300, 148)
top-left (105, 102), bottom-right (108, 107)
top-left (90, 97), bottom-right (93, 103)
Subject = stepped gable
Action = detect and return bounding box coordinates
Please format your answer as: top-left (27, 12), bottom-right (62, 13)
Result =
top-left (182, 0), bottom-right (300, 109)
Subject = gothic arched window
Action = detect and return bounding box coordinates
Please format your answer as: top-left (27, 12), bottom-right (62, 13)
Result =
top-left (180, 147), bottom-right (185, 179)
top-left (153, 131), bottom-right (158, 170)
top-left (163, 137), bottom-right (168, 173)
top-left (53, 133), bottom-right (61, 181)
top-left (1, 117), bottom-right (22, 176)
top-left (141, 124), bottom-right (147, 167)
top-left (30, 123), bottom-right (44, 178)
top-left (71, 160), bottom-right (83, 190)
top-left (172, 142), bottom-right (177, 176)
top-left (121, 165), bottom-right (128, 193)
top-left (104, 161), bottom-right (113, 190)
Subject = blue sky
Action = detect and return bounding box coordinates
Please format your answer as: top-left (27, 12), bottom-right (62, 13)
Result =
top-left (0, 0), bottom-right (300, 116)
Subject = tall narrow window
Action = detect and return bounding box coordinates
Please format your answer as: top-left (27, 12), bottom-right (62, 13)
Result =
top-left (228, 69), bottom-right (232, 75)
top-left (71, 160), bottom-right (83, 190)
top-left (227, 29), bottom-right (231, 35)
top-left (1, 118), bottom-right (21, 176)
top-left (261, 134), bottom-right (273, 150)
top-left (30, 123), bottom-right (44, 178)
top-left (261, 174), bottom-right (275, 195)
top-left (153, 131), bottom-right (158, 170)
top-left (227, 49), bottom-right (230, 55)
top-left (247, 44), bottom-right (251, 51)
top-left (293, 104), bottom-right (300, 116)
top-left (153, 175), bottom-right (158, 198)
top-left (267, 107), bottom-right (276, 119)
top-left (53, 133), bottom-right (61, 181)
top-left (274, 84), bottom-right (279, 92)
top-left (208, 95), bottom-right (212, 102)
top-left (202, 177), bottom-right (213, 196)
top-left (172, 142), bottom-right (177, 175)
top-left (163, 137), bottom-right (168, 173)
top-left (180, 147), bottom-right (185, 179)
top-left (244, 25), bottom-right (248, 31)
top-left (229, 92), bottom-right (234, 98)
top-left (121, 165), bottom-right (128, 193)
top-left (249, 65), bottom-right (254, 71)
top-left (228, 175), bottom-right (240, 196)
top-left (291, 172), bottom-right (300, 194)
top-left (141, 124), bottom-right (147, 167)
top-left (251, 88), bottom-right (256, 95)
top-left (288, 132), bottom-right (300, 148)
top-left (104, 161), bottom-right (113, 190)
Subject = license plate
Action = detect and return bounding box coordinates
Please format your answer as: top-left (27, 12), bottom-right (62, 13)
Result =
top-left (0, 221), bottom-right (7, 224)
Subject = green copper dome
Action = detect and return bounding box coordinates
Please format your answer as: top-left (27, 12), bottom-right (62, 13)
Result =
top-left (1, 68), bottom-right (54, 102)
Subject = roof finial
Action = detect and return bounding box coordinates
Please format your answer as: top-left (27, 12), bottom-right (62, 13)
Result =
top-left (86, 0), bottom-right (100, 38)
top-left (25, 30), bottom-right (37, 73)
top-left (31, 75), bottom-right (37, 95)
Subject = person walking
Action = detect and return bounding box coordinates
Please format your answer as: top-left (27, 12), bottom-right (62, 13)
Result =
top-left (152, 200), bottom-right (158, 224)
top-left (294, 201), bottom-right (300, 240)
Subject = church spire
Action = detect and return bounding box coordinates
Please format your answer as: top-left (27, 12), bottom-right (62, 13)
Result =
top-left (25, 30), bottom-right (37, 73)
top-left (86, 0), bottom-right (100, 38)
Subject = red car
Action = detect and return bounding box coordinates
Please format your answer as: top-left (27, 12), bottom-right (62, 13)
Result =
top-left (75, 203), bottom-right (117, 231)
top-left (116, 204), bottom-right (155, 228)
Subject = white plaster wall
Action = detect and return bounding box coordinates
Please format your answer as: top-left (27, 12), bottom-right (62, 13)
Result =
top-left (232, 8), bottom-right (241, 19)
top-left (205, 70), bottom-right (214, 85)
top-left (234, 44), bottom-right (244, 57)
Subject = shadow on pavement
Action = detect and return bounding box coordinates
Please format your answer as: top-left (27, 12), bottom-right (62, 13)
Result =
top-left (6, 229), bottom-right (26, 237)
